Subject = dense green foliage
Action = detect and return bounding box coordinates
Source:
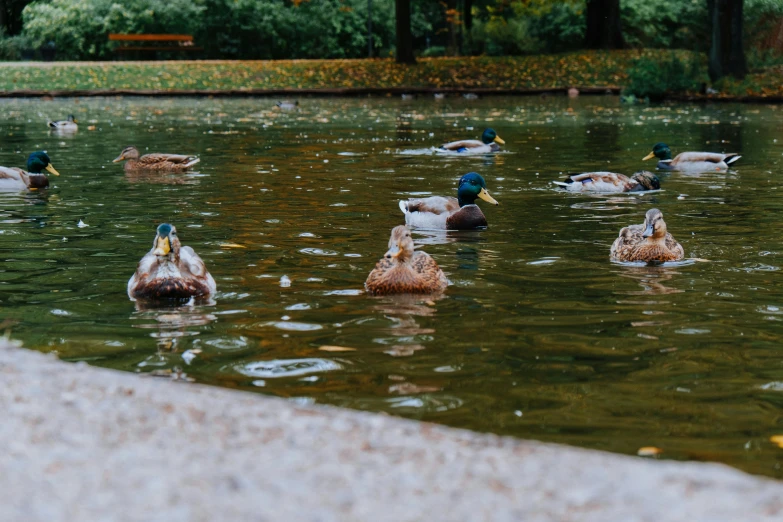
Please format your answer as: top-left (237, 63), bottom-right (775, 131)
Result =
top-left (624, 54), bottom-right (704, 99)
top-left (0, 0), bottom-right (780, 62)
top-left (14, 0), bottom-right (432, 60)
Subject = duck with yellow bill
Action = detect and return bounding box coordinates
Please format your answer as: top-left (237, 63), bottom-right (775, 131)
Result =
top-left (128, 224), bottom-right (216, 300)
top-left (0, 151), bottom-right (60, 191)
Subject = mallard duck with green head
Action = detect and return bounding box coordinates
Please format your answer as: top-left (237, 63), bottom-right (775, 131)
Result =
top-left (113, 146), bottom-right (200, 171)
top-left (643, 142), bottom-right (741, 171)
top-left (553, 171), bottom-right (660, 193)
top-left (399, 172), bottom-right (499, 230)
top-left (611, 208), bottom-right (684, 263)
top-left (439, 128), bottom-right (505, 154)
top-left (365, 225), bottom-right (448, 296)
top-left (0, 151), bottom-right (60, 191)
top-left (48, 115), bottom-right (78, 131)
top-left (128, 223), bottom-right (216, 300)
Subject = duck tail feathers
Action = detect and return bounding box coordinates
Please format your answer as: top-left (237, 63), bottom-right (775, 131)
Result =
top-left (398, 200), bottom-right (409, 214)
top-left (552, 181), bottom-right (568, 188)
top-left (184, 157), bottom-right (201, 168)
top-left (726, 154), bottom-right (741, 165)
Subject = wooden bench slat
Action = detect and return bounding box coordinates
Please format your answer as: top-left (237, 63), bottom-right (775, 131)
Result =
top-left (114, 46), bottom-right (203, 52)
top-left (109, 34), bottom-right (194, 42)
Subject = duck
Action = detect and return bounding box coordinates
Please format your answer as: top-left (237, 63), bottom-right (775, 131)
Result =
top-left (553, 171), bottom-right (660, 193)
top-left (112, 146), bottom-right (200, 171)
top-left (275, 100), bottom-right (299, 110)
top-left (610, 208), bottom-right (684, 263)
top-left (439, 128), bottom-right (504, 154)
top-left (643, 142), bottom-right (741, 171)
top-left (399, 172), bottom-right (499, 230)
top-left (128, 223), bottom-right (216, 300)
top-left (48, 115), bottom-right (78, 131)
top-left (365, 225), bottom-right (448, 296)
top-left (0, 151), bottom-right (60, 191)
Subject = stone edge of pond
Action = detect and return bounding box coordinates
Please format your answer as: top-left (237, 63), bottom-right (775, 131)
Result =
top-left (1, 339), bottom-right (782, 522)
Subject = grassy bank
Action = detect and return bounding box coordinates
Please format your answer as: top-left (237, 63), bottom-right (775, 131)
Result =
top-left (0, 50), bottom-right (780, 99)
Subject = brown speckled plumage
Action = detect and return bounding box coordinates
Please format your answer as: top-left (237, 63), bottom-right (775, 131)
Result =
top-left (611, 209), bottom-right (684, 263)
top-left (128, 224), bottom-right (216, 300)
top-left (365, 226), bottom-right (448, 296)
top-left (113, 146), bottom-right (200, 171)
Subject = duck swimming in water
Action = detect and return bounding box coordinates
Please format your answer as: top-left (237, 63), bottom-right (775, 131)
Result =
top-left (553, 171), bottom-right (660, 193)
top-left (611, 208), bottom-right (684, 263)
top-left (0, 151), bottom-right (60, 191)
top-left (399, 172), bottom-right (499, 230)
top-left (128, 223), bottom-right (216, 300)
top-left (48, 115), bottom-right (78, 131)
top-left (439, 128), bottom-right (505, 154)
top-left (113, 146), bottom-right (200, 171)
top-left (365, 226), bottom-right (448, 296)
top-left (643, 142), bottom-right (741, 171)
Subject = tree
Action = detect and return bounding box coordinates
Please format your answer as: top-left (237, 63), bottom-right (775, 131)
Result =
top-left (585, 0), bottom-right (625, 49)
top-left (396, 0), bottom-right (416, 63)
top-left (708, 0), bottom-right (747, 81)
top-left (1, 0), bottom-right (33, 35)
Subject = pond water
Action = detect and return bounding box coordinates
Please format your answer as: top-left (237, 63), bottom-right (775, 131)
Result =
top-left (1, 95), bottom-right (783, 477)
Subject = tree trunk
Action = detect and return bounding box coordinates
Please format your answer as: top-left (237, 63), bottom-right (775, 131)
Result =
top-left (464, 0), bottom-right (472, 32)
top-left (395, 0), bottom-right (416, 64)
top-left (585, 0), bottom-right (625, 49)
top-left (0, 0), bottom-right (7, 34)
top-left (708, 0), bottom-right (747, 81)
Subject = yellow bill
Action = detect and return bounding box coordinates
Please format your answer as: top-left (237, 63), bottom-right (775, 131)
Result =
top-left (478, 187), bottom-right (499, 205)
top-left (642, 151), bottom-right (656, 161)
top-left (45, 164), bottom-right (60, 176)
top-left (112, 154), bottom-right (125, 163)
top-left (493, 136), bottom-right (505, 145)
top-left (153, 236), bottom-right (171, 256)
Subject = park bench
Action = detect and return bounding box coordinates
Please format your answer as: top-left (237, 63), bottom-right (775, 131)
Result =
top-left (108, 34), bottom-right (203, 57)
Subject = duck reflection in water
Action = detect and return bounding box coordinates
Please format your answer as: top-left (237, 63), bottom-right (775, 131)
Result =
top-left (371, 293), bottom-right (442, 357)
top-left (615, 265), bottom-right (685, 296)
top-left (132, 299), bottom-right (217, 354)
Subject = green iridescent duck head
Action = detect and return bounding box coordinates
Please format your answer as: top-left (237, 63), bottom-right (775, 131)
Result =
top-left (643, 142), bottom-right (672, 161)
top-left (457, 172), bottom-right (499, 207)
top-left (481, 128), bottom-right (505, 146)
top-left (27, 151), bottom-right (60, 176)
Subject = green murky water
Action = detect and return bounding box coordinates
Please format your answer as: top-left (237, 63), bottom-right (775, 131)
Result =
top-left (1, 95), bottom-right (783, 477)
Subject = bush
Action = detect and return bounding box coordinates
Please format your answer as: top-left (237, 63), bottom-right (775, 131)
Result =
top-left (420, 45), bottom-right (447, 57)
top-left (624, 54), bottom-right (703, 100)
top-left (20, 0), bottom-right (432, 60)
top-left (469, 0), bottom-right (583, 56)
top-left (621, 0), bottom-right (707, 50)
top-left (0, 31), bottom-right (33, 60)
top-left (22, 0), bottom-right (203, 60)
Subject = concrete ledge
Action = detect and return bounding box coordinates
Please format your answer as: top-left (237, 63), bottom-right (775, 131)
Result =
top-left (1, 340), bottom-right (781, 521)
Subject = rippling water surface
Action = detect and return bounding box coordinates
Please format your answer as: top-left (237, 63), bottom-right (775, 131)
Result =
top-left (2, 95), bottom-right (783, 477)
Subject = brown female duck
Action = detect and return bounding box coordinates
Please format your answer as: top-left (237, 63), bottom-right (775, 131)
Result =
top-left (365, 226), bottom-right (448, 296)
top-left (611, 208), bottom-right (684, 263)
top-left (113, 146), bottom-right (200, 171)
top-left (128, 223), bottom-right (216, 300)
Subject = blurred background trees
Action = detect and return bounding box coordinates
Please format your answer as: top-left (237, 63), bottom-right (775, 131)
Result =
top-left (0, 0), bottom-right (781, 81)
